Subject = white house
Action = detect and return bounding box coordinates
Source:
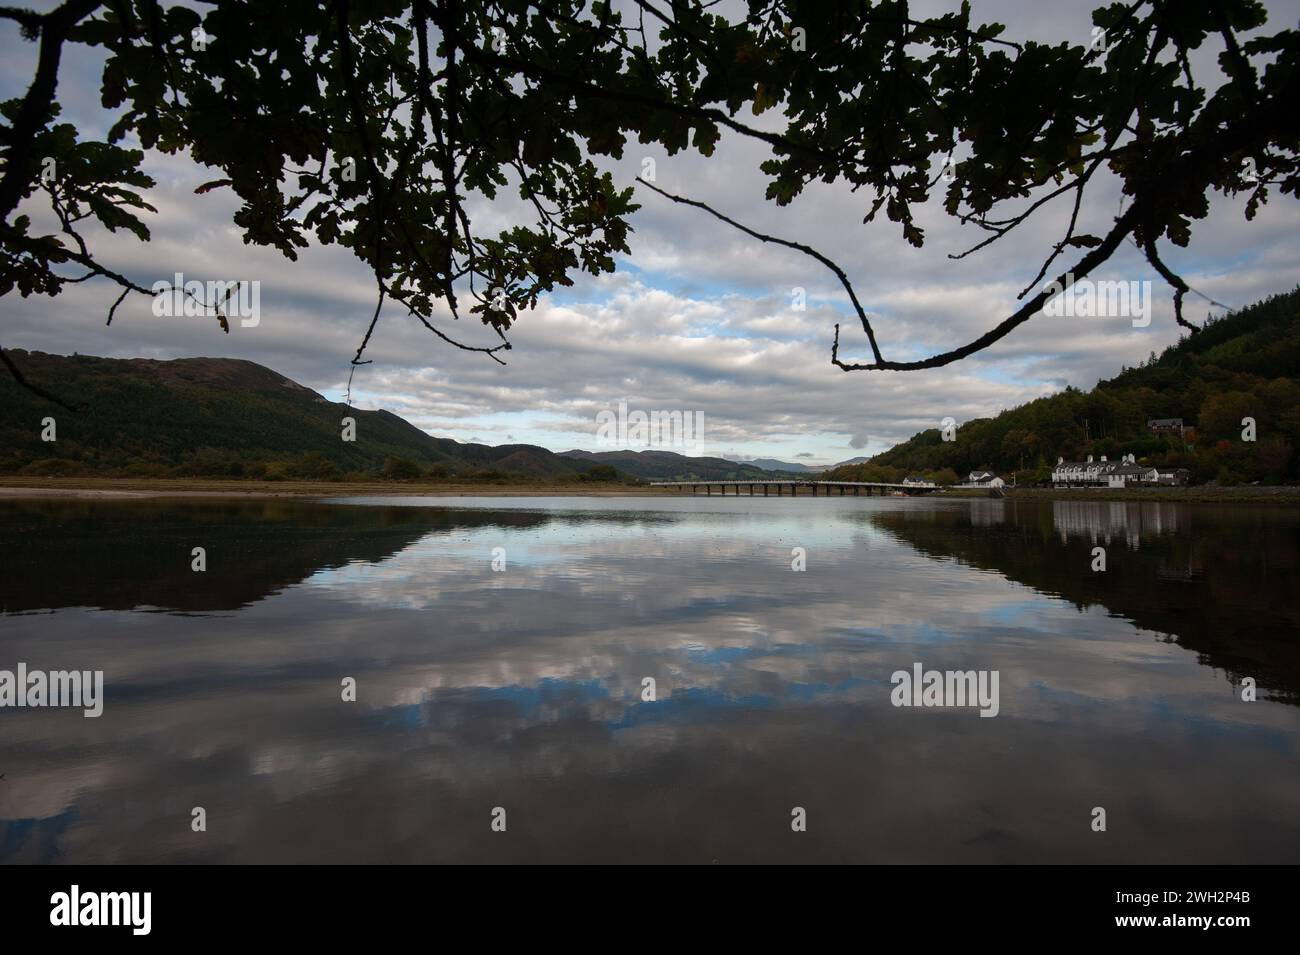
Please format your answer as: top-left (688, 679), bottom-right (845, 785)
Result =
top-left (1102, 462), bottom-right (1158, 488)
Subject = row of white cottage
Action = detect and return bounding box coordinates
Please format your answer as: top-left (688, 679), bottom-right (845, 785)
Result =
top-left (901, 457), bottom-right (1189, 489)
top-left (1051, 454), bottom-right (1186, 487)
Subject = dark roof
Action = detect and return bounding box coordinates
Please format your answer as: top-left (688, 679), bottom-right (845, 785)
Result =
top-left (1054, 460), bottom-right (1153, 474)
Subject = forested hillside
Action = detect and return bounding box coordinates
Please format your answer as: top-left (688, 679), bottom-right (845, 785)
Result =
top-left (825, 288), bottom-right (1300, 486)
top-left (0, 351), bottom-right (593, 481)
top-left (0, 351), bottom-right (784, 482)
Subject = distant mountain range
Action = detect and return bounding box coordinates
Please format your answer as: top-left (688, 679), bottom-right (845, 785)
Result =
top-left (559, 448), bottom-right (792, 480)
top-left (722, 455), bottom-right (873, 473)
top-left (0, 350), bottom-right (826, 481)
top-left (728, 457), bottom-right (819, 473)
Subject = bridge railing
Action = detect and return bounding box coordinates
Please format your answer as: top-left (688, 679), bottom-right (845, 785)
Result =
top-left (647, 479), bottom-right (938, 490)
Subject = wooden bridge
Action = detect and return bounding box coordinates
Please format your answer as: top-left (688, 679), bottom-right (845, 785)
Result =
top-left (649, 480), bottom-right (940, 496)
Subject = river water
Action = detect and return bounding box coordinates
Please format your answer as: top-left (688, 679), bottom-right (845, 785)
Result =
top-left (1, 495), bottom-right (1297, 863)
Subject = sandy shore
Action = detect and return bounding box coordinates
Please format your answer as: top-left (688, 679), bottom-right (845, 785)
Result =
top-left (0, 477), bottom-right (673, 500)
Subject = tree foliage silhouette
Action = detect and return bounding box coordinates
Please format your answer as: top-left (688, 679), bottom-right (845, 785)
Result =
top-left (1, 0), bottom-right (1297, 406)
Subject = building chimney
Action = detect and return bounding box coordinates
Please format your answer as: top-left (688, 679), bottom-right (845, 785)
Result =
top-left (1087, 455), bottom-right (1093, 464)
top-left (1057, 456), bottom-right (1063, 465)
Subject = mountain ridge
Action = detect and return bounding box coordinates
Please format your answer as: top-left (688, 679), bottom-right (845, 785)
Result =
top-left (0, 350), bottom-right (801, 481)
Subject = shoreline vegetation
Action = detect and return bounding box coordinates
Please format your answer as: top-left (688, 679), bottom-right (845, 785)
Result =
top-left (3, 477), bottom-right (1299, 505)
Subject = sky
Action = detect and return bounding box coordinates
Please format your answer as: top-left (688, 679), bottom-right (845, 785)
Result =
top-left (2, 1), bottom-right (1298, 467)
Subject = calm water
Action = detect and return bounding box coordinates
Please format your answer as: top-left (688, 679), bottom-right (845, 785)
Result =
top-left (1, 495), bottom-right (1298, 863)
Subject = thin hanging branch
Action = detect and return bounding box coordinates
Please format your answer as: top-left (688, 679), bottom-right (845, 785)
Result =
top-left (641, 178), bottom-right (1144, 372)
top-left (0, 346), bottom-right (86, 411)
top-left (637, 178), bottom-right (884, 364)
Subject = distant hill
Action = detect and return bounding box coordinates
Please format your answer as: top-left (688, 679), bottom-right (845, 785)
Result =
top-left (824, 287), bottom-right (1300, 486)
top-left (731, 457), bottom-right (822, 474)
top-left (0, 351), bottom-right (593, 481)
top-left (558, 448), bottom-right (777, 481)
top-left (719, 456), bottom-right (869, 473)
top-left (0, 351), bottom-right (813, 482)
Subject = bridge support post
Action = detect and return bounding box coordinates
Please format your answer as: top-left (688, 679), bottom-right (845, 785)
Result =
top-left (763, 485), bottom-right (768, 496)
top-left (790, 484), bottom-right (796, 496)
